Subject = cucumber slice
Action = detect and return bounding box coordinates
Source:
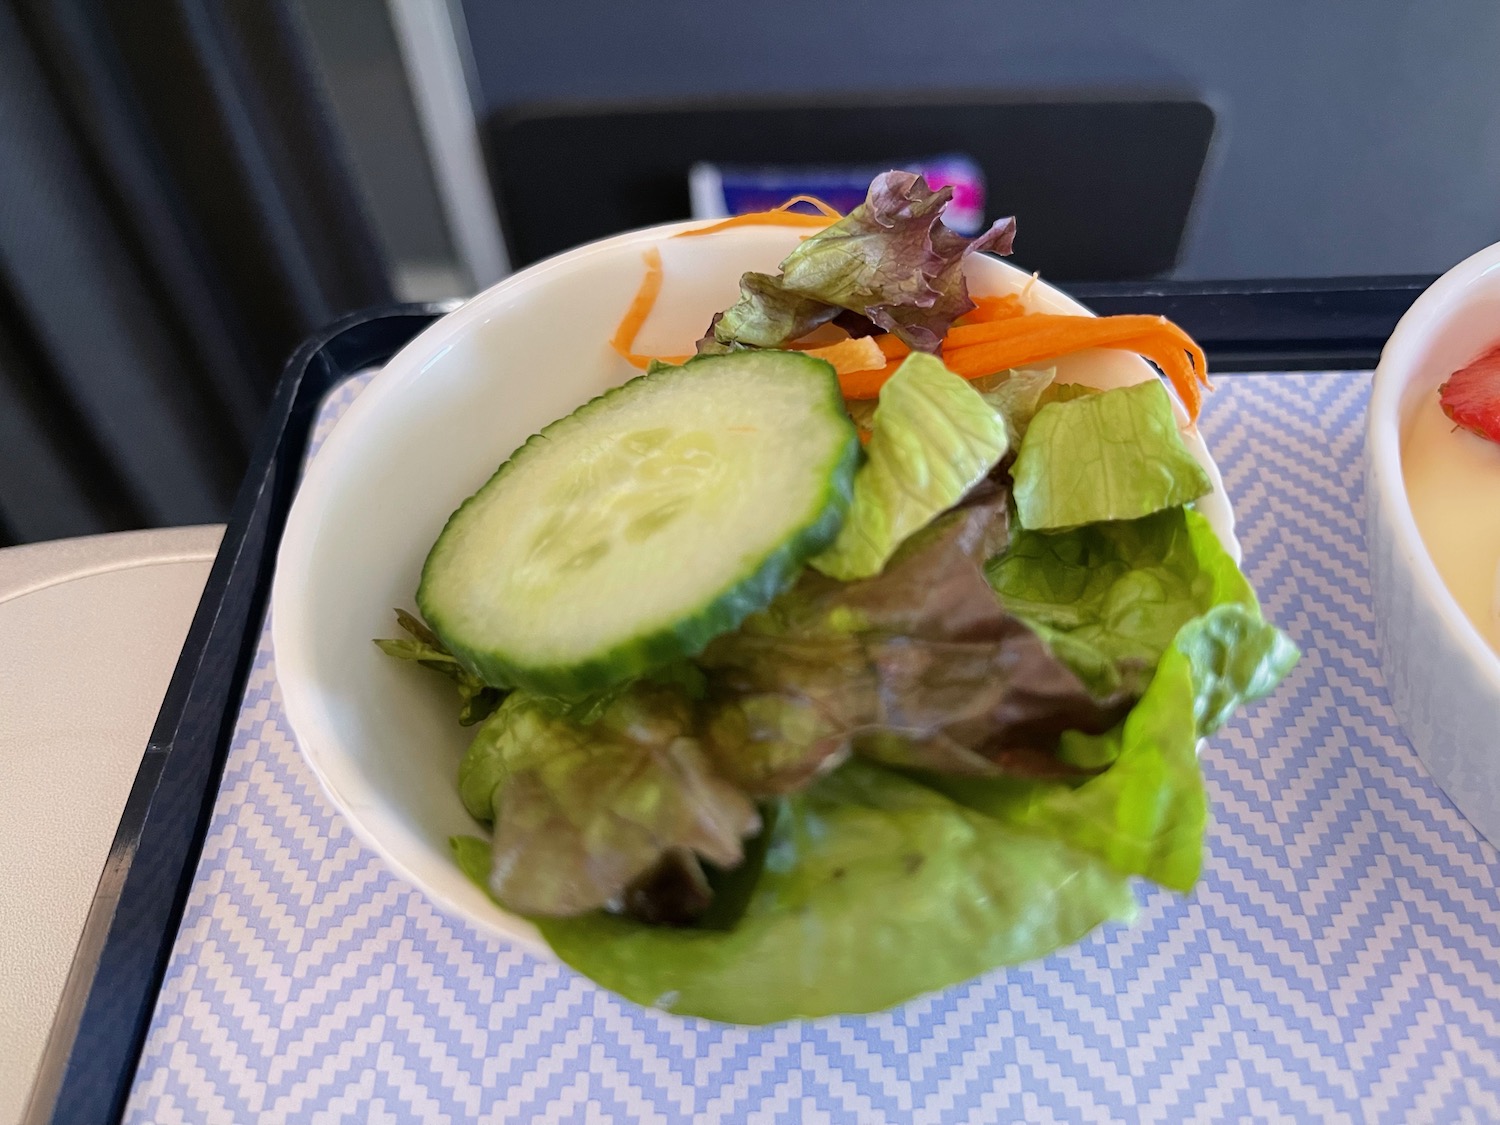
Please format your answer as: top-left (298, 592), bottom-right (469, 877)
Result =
top-left (417, 351), bottom-right (858, 696)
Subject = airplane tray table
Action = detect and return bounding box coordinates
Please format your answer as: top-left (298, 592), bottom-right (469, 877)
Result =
top-left (30, 288), bottom-right (1500, 1124)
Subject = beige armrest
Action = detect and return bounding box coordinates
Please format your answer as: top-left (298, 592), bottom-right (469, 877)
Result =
top-left (0, 526), bottom-right (223, 1125)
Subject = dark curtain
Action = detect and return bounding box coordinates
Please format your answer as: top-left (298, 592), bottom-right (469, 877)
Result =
top-left (0, 0), bottom-right (392, 546)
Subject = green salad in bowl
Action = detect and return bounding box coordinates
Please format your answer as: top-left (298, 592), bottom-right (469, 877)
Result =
top-left (371, 173), bottom-right (1296, 1023)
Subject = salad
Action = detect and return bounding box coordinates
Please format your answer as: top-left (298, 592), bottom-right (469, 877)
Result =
top-left (377, 172), bottom-right (1298, 1023)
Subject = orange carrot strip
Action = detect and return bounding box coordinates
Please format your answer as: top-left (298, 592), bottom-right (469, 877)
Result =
top-left (1127, 323), bottom-right (1210, 419)
top-left (771, 194), bottom-right (842, 219)
top-left (955, 294), bottom-right (1027, 325)
top-left (609, 247), bottom-right (664, 364)
top-left (1118, 331), bottom-right (1207, 420)
top-left (941, 313), bottom-right (1209, 420)
top-left (839, 359), bottom-right (906, 400)
top-left (946, 335), bottom-right (1205, 420)
top-left (676, 193), bottom-right (841, 237)
top-left (607, 248), bottom-right (699, 368)
top-left (674, 211), bottom-right (837, 237)
top-left (942, 313), bottom-right (1166, 352)
top-left (874, 335), bottom-right (911, 360)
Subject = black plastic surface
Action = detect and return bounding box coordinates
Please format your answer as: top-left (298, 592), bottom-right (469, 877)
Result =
top-left (487, 95), bottom-right (1215, 280)
top-left (1071, 274), bottom-right (1435, 371)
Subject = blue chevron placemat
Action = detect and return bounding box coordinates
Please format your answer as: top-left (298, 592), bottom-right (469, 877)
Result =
top-left (126, 371), bottom-right (1500, 1124)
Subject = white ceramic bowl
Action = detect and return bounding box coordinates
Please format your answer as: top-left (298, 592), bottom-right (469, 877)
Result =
top-left (1368, 244), bottom-right (1500, 847)
top-left (272, 221), bottom-right (1238, 955)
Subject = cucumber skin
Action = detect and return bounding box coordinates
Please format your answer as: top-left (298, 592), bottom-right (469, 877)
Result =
top-left (416, 353), bottom-right (859, 700)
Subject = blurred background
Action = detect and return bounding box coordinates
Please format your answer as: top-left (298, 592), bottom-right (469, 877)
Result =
top-left (4, 0), bottom-right (1499, 546)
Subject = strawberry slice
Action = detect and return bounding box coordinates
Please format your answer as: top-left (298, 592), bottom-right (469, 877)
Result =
top-left (1439, 342), bottom-right (1500, 444)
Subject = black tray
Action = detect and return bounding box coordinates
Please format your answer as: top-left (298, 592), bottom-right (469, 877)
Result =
top-left (26, 278), bottom-right (1430, 1124)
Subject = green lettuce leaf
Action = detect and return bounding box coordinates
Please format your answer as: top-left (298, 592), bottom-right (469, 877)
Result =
top-left (1035, 381), bottom-right (1100, 409)
top-left (933, 603), bottom-right (1297, 892)
top-left (933, 642), bottom-right (1203, 891)
top-left (516, 761), bottom-right (1135, 1024)
top-left (810, 353), bottom-right (1010, 581)
top-left (968, 505), bottom-right (1299, 891)
top-left (1174, 602), bottom-right (1301, 737)
top-left (712, 172), bottom-right (1016, 352)
top-left (456, 687), bottom-right (758, 917)
top-left (375, 609), bottom-right (504, 725)
top-left (1011, 380), bottom-right (1213, 531)
top-left (452, 833), bottom-right (496, 888)
top-left (985, 507), bottom-right (1255, 697)
top-left (969, 366), bottom-right (1056, 441)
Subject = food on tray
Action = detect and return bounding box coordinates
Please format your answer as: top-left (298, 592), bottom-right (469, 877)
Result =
top-left (376, 172), bottom-right (1297, 1022)
top-left (1440, 342), bottom-right (1500, 445)
top-left (1403, 342), bottom-right (1500, 654)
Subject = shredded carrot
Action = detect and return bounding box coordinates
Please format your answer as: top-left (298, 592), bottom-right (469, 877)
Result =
top-left (609, 247), bottom-right (665, 368)
top-left (675, 194), bottom-right (842, 238)
top-left (940, 313), bottom-right (1210, 420)
top-left (772, 194), bottom-right (842, 218)
top-left (838, 312), bottom-right (1210, 415)
top-left (1111, 331), bottom-right (1207, 421)
top-left (839, 359), bottom-right (906, 400)
top-left (675, 211), bottom-right (836, 237)
top-left (681, 195), bottom-right (846, 238)
top-left (803, 336), bottom-right (886, 376)
top-left (956, 294), bottom-right (1027, 326)
top-left (606, 247), bottom-right (695, 368)
top-left (845, 293), bottom-right (1017, 374)
top-left (941, 312), bottom-right (1169, 352)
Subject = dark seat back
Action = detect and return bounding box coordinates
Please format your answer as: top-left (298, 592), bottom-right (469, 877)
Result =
top-left (486, 95), bottom-right (1214, 280)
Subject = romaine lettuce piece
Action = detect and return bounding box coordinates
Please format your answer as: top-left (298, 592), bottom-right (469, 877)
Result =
top-left (933, 641), bottom-right (1204, 891)
top-left (969, 366), bottom-right (1056, 441)
top-left (1011, 379), bottom-right (1212, 531)
top-left (811, 353), bottom-right (1010, 581)
top-left (1174, 602), bottom-right (1301, 737)
top-left (486, 762), bottom-right (1135, 1024)
top-left (934, 603), bottom-right (1298, 892)
top-left (1035, 381), bottom-right (1100, 409)
top-left (985, 507), bottom-right (1254, 697)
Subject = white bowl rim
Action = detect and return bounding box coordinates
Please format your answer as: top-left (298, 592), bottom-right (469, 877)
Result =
top-left (1369, 242), bottom-right (1500, 689)
top-left (271, 216), bottom-right (1237, 950)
